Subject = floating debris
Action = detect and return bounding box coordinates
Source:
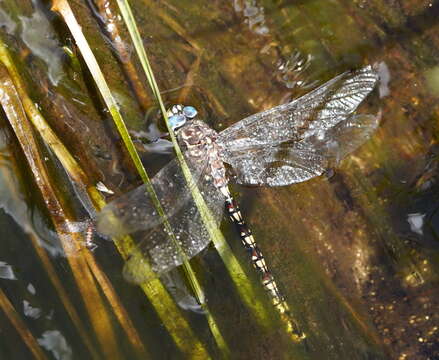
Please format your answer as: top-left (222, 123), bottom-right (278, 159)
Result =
top-left (27, 283), bottom-right (36, 295)
top-left (407, 213), bottom-right (426, 235)
top-left (38, 330), bottom-right (72, 360)
top-left (23, 300), bottom-right (42, 319)
top-left (96, 181), bottom-right (114, 194)
top-left (0, 261), bottom-right (17, 280)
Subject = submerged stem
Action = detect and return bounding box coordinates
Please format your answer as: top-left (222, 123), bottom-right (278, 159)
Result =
top-left (51, 0), bottom-right (210, 357)
top-left (0, 64), bottom-right (121, 360)
top-left (92, 0), bottom-right (152, 109)
top-left (0, 36), bottom-right (150, 358)
top-left (0, 288), bottom-right (48, 360)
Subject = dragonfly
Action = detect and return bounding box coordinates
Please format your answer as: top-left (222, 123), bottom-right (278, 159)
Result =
top-left (97, 65), bottom-right (379, 336)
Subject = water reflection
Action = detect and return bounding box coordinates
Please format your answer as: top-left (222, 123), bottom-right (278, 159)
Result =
top-left (0, 6), bottom-right (16, 34)
top-left (20, 1), bottom-right (65, 85)
top-left (233, 0), bottom-right (269, 35)
top-left (161, 272), bottom-right (205, 314)
top-left (27, 283), bottom-right (36, 295)
top-left (425, 66), bottom-right (439, 96)
top-left (275, 50), bottom-right (317, 90)
top-left (376, 62), bottom-right (391, 97)
top-left (0, 130), bottom-right (63, 257)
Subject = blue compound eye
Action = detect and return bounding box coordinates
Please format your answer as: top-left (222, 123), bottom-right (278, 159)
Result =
top-left (183, 106), bottom-right (197, 119)
top-left (169, 114), bottom-right (186, 130)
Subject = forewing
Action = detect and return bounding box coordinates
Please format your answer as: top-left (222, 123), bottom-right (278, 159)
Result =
top-left (228, 113), bottom-right (379, 187)
top-left (218, 65), bottom-right (378, 152)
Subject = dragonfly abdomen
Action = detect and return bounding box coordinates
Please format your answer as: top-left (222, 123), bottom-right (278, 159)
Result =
top-left (221, 186), bottom-right (305, 341)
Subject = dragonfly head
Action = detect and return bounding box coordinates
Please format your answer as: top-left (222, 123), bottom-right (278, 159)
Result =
top-left (167, 104), bottom-right (198, 131)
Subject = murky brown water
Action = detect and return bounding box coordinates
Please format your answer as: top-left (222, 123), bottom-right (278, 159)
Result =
top-left (0, 0), bottom-right (438, 359)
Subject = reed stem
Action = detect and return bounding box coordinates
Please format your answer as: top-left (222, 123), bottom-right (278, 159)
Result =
top-left (116, 0), bottom-right (273, 331)
top-left (51, 0), bottom-right (210, 357)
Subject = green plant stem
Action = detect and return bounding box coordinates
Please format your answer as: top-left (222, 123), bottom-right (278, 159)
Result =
top-left (51, 0), bottom-right (210, 357)
top-left (116, 0), bottom-right (272, 330)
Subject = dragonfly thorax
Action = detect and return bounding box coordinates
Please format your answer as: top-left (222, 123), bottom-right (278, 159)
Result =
top-left (177, 120), bottom-right (228, 188)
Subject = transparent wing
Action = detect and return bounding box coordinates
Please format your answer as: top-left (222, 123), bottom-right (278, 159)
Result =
top-left (97, 156), bottom-right (225, 283)
top-left (303, 113), bottom-right (380, 166)
top-left (97, 157), bottom-right (208, 238)
top-left (218, 65), bottom-right (378, 152)
top-left (122, 171), bottom-right (224, 283)
top-left (228, 113), bottom-right (379, 186)
top-left (226, 143), bottom-right (328, 186)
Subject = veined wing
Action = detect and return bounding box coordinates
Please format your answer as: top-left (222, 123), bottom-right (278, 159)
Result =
top-left (225, 142), bottom-right (328, 186)
top-left (97, 156), bottom-right (225, 282)
top-left (218, 65), bottom-right (378, 152)
top-left (303, 113), bottom-right (380, 166)
top-left (97, 156), bottom-right (208, 237)
top-left (227, 113), bottom-right (380, 186)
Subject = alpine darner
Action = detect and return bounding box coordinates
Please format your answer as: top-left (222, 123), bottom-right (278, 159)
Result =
top-left (97, 65), bottom-right (379, 337)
